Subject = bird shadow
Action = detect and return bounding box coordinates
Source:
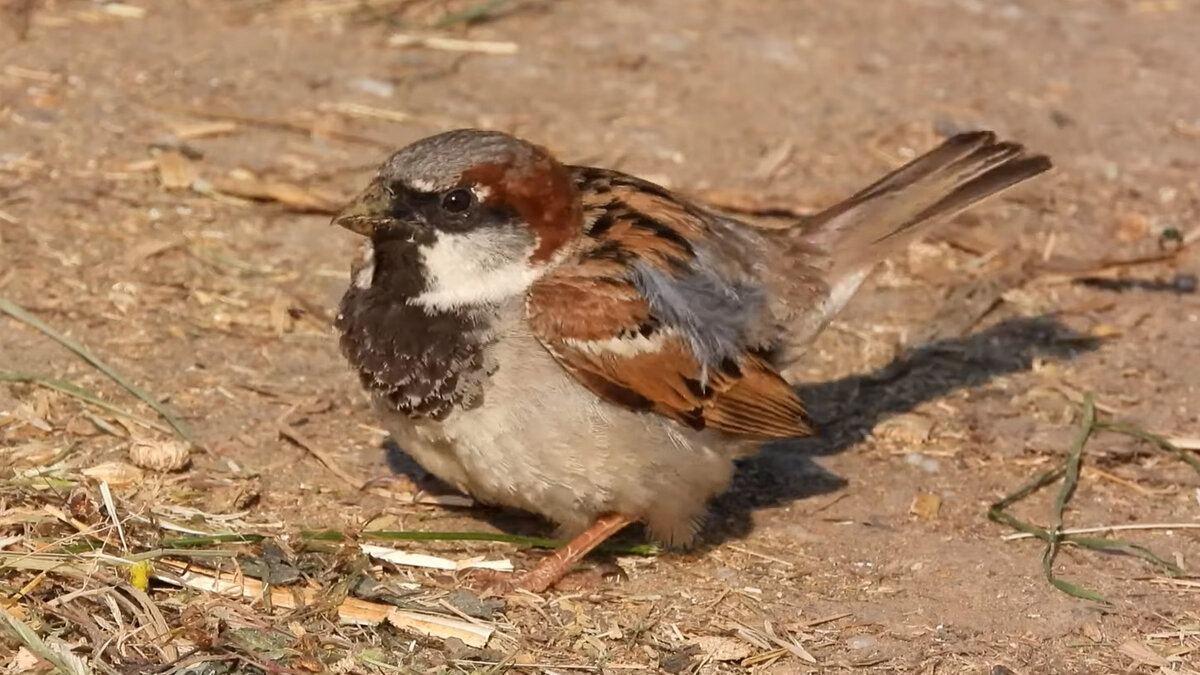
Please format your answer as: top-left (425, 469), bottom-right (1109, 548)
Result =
top-left (377, 315), bottom-right (1100, 552)
top-left (701, 314), bottom-right (1099, 546)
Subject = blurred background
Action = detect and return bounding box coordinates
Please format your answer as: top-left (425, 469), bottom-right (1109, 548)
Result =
top-left (1, 1), bottom-right (1198, 673)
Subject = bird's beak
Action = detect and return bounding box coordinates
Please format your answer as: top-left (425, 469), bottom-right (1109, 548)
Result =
top-left (332, 179), bottom-right (391, 237)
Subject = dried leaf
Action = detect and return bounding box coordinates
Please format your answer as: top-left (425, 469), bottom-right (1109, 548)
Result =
top-left (155, 150), bottom-right (195, 190)
top-left (874, 413), bottom-right (935, 445)
top-left (7, 647), bottom-right (41, 673)
top-left (1077, 621), bottom-right (1103, 643)
top-left (751, 141), bottom-right (794, 181)
top-left (1117, 639), bottom-right (1168, 667)
top-left (1112, 212), bottom-right (1150, 243)
top-left (81, 461), bottom-right (144, 487)
top-left (909, 493), bottom-right (942, 520)
top-left (692, 635), bottom-right (753, 662)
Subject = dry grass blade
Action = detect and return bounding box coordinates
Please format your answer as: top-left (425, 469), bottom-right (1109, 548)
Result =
top-left (451, 661), bottom-right (648, 671)
top-left (805, 612), bottom-right (853, 628)
top-left (97, 482), bottom-right (128, 551)
top-left (361, 543), bottom-right (513, 571)
top-left (1003, 523), bottom-right (1200, 541)
top-left (152, 561), bottom-right (494, 647)
top-left (0, 296), bottom-right (196, 445)
top-left (278, 413), bottom-right (363, 489)
top-left (1148, 577), bottom-right (1200, 589)
top-left (387, 34), bottom-right (518, 53)
top-left (319, 101), bottom-right (421, 124)
top-left (1166, 436), bottom-right (1200, 450)
top-left (762, 621), bottom-right (818, 664)
top-left (1033, 225), bottom-right (1198, 284)
top-left (112, 583), bottom-right (178, 661)
top-left (160, 105), bottom-right (394, 148)
top-left (0, 370), bottom-right (172, 434)
top-left (0, 607), bottom-right (94, 675)
top-left (208, 175), bottom-right (342, 214)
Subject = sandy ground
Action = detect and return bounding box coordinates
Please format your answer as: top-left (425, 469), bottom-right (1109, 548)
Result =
top-left (2, 1), bottom-right (1200, 673)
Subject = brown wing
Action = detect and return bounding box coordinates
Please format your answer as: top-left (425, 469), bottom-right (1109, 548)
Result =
top-left (526, 168), bottom-right (814, 440)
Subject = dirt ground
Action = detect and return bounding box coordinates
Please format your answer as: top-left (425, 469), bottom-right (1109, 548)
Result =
top-left (3, 1), bottom-right (1200, 673)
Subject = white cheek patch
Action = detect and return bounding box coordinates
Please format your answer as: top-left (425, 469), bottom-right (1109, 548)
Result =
top-left (412, 230), bottom-right (545, 310)
top-left (352, 240), bottom-right (376, 289)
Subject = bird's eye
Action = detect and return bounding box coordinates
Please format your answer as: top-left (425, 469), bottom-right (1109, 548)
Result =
top-left (440, 188), bottom-right (475, 214)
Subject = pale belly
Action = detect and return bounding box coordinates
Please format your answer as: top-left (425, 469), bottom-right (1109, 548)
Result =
top-left (375, 312), bottom-right (751, 544)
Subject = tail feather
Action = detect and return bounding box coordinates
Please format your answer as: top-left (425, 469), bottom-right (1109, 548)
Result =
top-left (779, 131), bottom-right (1051, 357)
top-left (800, 130), bottom-right (1051, 304)
top-left (895, 153), bottom-right (1051, 243)
top-left (820, 131), bottom-right (1006, 218)
top-left (806, 131), bottom-right (1051, 273)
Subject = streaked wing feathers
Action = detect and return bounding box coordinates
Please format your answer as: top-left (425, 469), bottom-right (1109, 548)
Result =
top-left (526, 169), bottom-right (813, 440)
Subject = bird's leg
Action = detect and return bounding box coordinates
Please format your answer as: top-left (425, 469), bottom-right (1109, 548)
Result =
top-left (511, 513), bottom-right (634, 593)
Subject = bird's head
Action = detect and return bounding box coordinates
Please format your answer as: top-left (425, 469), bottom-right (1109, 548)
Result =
top-left (333, 129), bottom-right (583, 310)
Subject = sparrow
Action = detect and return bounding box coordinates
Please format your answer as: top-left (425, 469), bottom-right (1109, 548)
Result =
top-left (332, 128), bottom-right (1051, 593)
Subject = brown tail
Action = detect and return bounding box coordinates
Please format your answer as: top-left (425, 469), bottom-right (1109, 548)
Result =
top-left (780, 131), bottom-right (1051, 356)
top-left (806, 130), bottom-right (1048, 296)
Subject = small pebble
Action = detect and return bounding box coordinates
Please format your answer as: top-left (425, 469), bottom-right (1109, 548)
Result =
top-left (129, 439), bottom-right (191, 472)
top-left (1173, 273), bottom-right (1197, 294)
top-left (348, 77), bottom-right (394, 98)
top-left (1050, 109), bottom-right (1074, 127)
top-left (903, 452), bottom-right (941, 474)
top-left (846, 634), bottom-right (878, 651)
top-left (445, 589), bottom-right (504, 619)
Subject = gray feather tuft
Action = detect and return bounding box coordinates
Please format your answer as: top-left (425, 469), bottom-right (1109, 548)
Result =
top-left (632, 262), bottom-right (766, 369)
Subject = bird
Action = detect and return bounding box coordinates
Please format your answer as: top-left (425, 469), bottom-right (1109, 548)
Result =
top-left (331, 128), bottom-right (1051, 593)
